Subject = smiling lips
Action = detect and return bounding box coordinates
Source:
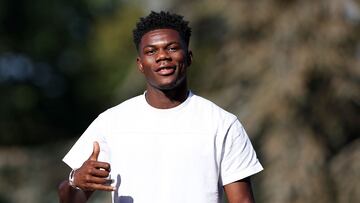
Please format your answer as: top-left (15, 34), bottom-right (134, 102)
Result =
top-left (156, 66), bottom-right (176, 75)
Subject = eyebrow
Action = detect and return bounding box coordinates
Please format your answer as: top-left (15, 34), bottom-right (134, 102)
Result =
top-left (142, 41), bottom-right (181, 49)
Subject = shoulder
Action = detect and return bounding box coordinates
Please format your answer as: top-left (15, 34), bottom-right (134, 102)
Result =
top-left (190, 93), bottom-right (238, 123)
top-left (98, 94), bottom-right (144, 119)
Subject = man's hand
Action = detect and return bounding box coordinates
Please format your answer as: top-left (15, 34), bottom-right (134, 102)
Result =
top-left (73, 141), bottom-right (115, 191)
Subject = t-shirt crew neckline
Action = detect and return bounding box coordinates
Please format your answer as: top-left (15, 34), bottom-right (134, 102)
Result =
top-left (142, 90), bottom-right (193, 113)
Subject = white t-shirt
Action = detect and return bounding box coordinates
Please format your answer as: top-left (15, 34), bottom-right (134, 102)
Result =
top-left (63, 91), bottom-right (263, 203)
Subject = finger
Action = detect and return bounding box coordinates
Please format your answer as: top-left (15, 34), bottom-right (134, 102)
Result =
top-left (85, 183), bottom-right (116, 191)
top-left (89, 167), bottom-right (111, 177)
top-left (78, 174), bottom-right (113, 188)
top-left (89, 141), bottom-right (100, 161)
top-left (85, 175), bottom-right (112, 184)
top-left (96, 177), bottom-right (114, 186)
top-left (88, 161), bottom-right (111, 172)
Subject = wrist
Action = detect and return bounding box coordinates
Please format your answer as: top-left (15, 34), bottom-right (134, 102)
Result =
top-left (68, 169), bottom-right (82, 190)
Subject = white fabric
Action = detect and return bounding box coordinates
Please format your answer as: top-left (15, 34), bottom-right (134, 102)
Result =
top-left (63, 91), bottom-right (263, 203)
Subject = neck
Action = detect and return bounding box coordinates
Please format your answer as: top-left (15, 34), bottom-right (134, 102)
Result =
top-left (145, 82), bottom-right (189, 109)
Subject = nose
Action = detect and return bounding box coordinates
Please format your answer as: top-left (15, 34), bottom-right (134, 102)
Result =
top-left (155, 48), bottom-right (171, 63)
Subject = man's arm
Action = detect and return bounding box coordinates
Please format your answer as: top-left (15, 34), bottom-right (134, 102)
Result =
top-left (58, 142), bottom-right (115, 203)
top-left (58, 180), bottom-right (93, 203)
top-left (224, 177), bottom-right (255, 203)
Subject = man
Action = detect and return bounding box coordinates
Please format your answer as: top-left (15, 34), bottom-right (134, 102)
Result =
top-left (58, 11), bottom-right (263, 203)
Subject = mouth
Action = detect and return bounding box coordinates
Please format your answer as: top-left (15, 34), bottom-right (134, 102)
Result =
top-left (156, 65), bottom-right (176, 75)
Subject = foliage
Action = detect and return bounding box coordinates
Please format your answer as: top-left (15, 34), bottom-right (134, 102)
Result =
top-left (0, 0), bottom-right (143, 145)
top-left (172, 0), bottom-right (360, 202)
top-left (0, 0), bottom-right (359, 203)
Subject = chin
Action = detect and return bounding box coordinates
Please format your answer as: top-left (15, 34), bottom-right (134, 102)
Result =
top-left (157, 83), bottom-right (178, 90)
top-left (151, 76), bottom-right (186, 91)
top-left (155, 80), bottom-right (183, 91)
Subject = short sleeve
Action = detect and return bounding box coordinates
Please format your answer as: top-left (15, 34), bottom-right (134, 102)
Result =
top-left (62, 114), bottom-right (111, 169)
top-left (220, 119), bottom-right (263, 185)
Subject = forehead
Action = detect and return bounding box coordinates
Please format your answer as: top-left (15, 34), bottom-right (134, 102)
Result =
top-left (140, 28), bottom-right (183, 48)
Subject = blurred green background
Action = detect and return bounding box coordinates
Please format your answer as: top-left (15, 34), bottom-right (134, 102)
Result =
top-left (0, 0), bottom-right (359, 202)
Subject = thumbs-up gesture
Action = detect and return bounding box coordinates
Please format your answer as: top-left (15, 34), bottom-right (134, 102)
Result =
top-left (72, 141), bottom-right (115, 191)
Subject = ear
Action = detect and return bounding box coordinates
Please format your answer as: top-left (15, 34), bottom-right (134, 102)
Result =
top-left (136, 57), bottom-right (144, 73)
top-left (187, 50), bottom-right (193, 66)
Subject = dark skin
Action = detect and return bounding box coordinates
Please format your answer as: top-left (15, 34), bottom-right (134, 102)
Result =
top-left (58, 28), bottom-right (256, 203)
top-left (224, 178), bottom-right (256, 203)
top-left (136, 28), bottom-right (192, 108)
top-left (58, 142), bottom-right (114, 203)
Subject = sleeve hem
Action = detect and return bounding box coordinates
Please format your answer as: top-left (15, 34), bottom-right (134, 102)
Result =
top-left (222, 163), bottom-right (264, 186)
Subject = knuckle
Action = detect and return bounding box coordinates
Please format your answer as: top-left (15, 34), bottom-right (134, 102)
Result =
top-left (87, 168), bottom-right (93, 174)
top-left (85, 175), bottom-right (91, 182)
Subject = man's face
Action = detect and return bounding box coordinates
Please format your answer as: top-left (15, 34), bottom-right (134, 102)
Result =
top-left (136, 28), bottom-right (192, 91)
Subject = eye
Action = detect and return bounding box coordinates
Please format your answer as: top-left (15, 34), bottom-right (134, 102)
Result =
top-left (145, 49), bottom-right (156, 55)
top-left (168, 45), bottom-right (179, 52)
top-left (169, 47), bottom-right (177, 51)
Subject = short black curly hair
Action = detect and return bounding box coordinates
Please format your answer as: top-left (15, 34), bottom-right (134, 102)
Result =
top-left (133, 11), bottom-right (192, 50)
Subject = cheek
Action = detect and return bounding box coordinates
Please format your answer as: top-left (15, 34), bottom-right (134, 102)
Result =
top-left (139, 60), bottom-right (154, 75)
top-left (140, 56), bottom-right (155, 68)
top-left (143, 57), bottom-right (154, 64)
top-left (143, 58), bottom-right (156, 70)
top-left (174, 54), bottom-right (187, 65)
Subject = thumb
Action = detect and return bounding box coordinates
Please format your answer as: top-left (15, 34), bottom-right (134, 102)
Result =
top-left (89, 141), bottom-right (100, 161)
